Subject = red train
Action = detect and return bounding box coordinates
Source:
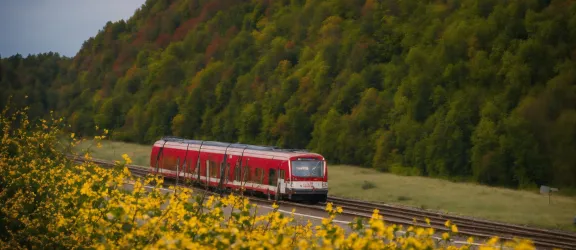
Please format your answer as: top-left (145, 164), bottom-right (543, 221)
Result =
top-left (149, 136), bottom-right (328, 203)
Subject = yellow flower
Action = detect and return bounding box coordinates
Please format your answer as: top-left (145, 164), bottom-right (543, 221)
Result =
top-left (451, 224), bottom-right (458, 233)
top-left (123, 167), bottom-right (131, 176)
top-left (442, 232), bottom-right (450, 240)
top-left (325, 202), bottom-right (333, 212)
top-left (70, 133), bottom-right (75, 138)
top-left (487, 236), bottom-right (500, 245)
top-left (121, 154), bottom-right (132, 165)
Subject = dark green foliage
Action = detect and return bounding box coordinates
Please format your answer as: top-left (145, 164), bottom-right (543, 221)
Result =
top-left (3, 0), bottom-right (576, 190)
top-left (0, 52), bottom-right (71, 121)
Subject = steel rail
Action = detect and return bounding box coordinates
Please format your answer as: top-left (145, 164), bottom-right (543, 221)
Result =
top-left (328, 196), bottom-right (576, 240)
top-left (66, 155), bottom-right (576, 250)
top-left (323, 198), bottom-right (576, 250)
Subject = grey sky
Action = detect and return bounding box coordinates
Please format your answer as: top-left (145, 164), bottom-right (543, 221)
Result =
top-left (0, 0), bottom-right (146, 58)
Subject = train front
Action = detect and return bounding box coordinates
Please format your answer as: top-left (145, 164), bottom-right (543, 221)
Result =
top-left (285, 156), bottom-right (328, 203)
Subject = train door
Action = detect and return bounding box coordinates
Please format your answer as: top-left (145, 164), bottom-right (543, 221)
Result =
top-left (230, 147), bottom-right (248, 193)
top-left (277, 161), bottom-right (287, 199)
top-left (180, 144), bottom-right (190, 182)
top-left (154, 141), bottom-right (167, 175)
top-left (193, 144), bottom-right (203, 184)
top-left (240, 158), bottom-right (250, 193)
top-left (175, 157), bottom-right (181, 185)
top-left (218, 146), bottom-right (232, 192)
top-left (267, 157), bottom-right (280, 200)
top-left (205, 158), bottom-right (211, 189)
top-left (223, 160), bottom-right (231, 188)
top-left (229, 154), bottom-right (239, 187)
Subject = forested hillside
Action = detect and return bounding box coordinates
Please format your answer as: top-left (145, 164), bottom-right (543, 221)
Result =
top-left (2, 0), bottom-right (576, 190)
top-left (0, 52), bottom-right (71, 118)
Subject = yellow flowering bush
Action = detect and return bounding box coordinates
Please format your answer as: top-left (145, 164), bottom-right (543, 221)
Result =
top-left (0, 104), bottom-right (537, 250)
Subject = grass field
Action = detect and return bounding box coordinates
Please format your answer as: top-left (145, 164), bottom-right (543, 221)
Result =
top-left (73, 139), bottom-right (576, 232)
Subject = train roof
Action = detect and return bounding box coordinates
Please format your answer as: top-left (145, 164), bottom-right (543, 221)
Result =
top-left (158, 136), bottom-right (320, 156)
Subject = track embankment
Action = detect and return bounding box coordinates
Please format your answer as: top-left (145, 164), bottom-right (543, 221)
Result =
top-left (67, 154), bottom-right (576, 250)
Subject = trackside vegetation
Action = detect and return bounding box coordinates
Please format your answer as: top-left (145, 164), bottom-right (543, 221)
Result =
top-left (0, 108), bottom-right (539, 248)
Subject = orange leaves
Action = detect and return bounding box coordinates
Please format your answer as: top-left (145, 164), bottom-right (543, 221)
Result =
top-left (172, 0), bottom-right (236, 41)
top-left (285, 40), bottom-right (295, 49)
top-left (362, 0), bottom-right (376, 16)
top-left (204, 33), bottom-right (222, 63)
top-left (155, 33), bottom-right (172, 47)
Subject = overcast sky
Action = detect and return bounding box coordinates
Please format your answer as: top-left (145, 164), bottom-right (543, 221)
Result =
top-left (0, 0), bottom-right (146, 58)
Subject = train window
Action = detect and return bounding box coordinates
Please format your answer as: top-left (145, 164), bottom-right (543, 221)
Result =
top-left (279, 170), bottom-right (285, 180)
top-left (269, 169), bottom-right (277, 186)
top-left (210, 160), bottom-right (218, 178)
top-left (234, 162), bottom-right (239, 182)
top-left (257, 168), bottom-right (264, 184)
top-left (291, 159), bottom-right (324, 177)
top-left (252, 168), bottom-right (260, 184)
top-left (214, 162), bottom-right (222, 178)
top-left (225, 163), bottom-right (230, 182)
top-left (242, 165), bottom-right (250, 183)
top-left (205, 160), bottom-right (209, 177)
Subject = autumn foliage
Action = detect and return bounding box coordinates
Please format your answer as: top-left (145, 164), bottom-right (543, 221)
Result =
top-left (2, 0), bottom-right (576, 203)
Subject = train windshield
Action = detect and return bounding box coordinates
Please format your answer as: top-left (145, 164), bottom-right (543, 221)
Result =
top-left (291, 159), bottom-right (324, 177)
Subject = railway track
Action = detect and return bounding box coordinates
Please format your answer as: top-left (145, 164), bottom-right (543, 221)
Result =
top-left (324, 197), bottom-right (576, 250)
top-left (67, 154), bottom-right (576, 249)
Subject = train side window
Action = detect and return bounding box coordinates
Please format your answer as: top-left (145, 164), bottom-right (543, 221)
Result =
top-left (210, 160), bottom-right (218, 178)
top-left (279, 170), bottom-right (285, 180)
top-left (206, 160), bottom-right (210, 177)
top-left (225, 163), bottom-right (230, 181)
top-left (215, 161), bottom-right (219, 178)
top-left (243, 165), bottom-right (249, 183)
top-left (269, 169), bottom-right (277, 186)
top-left (205, 159), bottom-right (209, 177)
top-left (257, 168), bottom-right (264, 184)
top-left (234, 162), bottom-right (239, 182)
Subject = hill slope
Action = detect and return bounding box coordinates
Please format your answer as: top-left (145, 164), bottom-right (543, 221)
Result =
top-left (2, 0), bottom-right (576, 190)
